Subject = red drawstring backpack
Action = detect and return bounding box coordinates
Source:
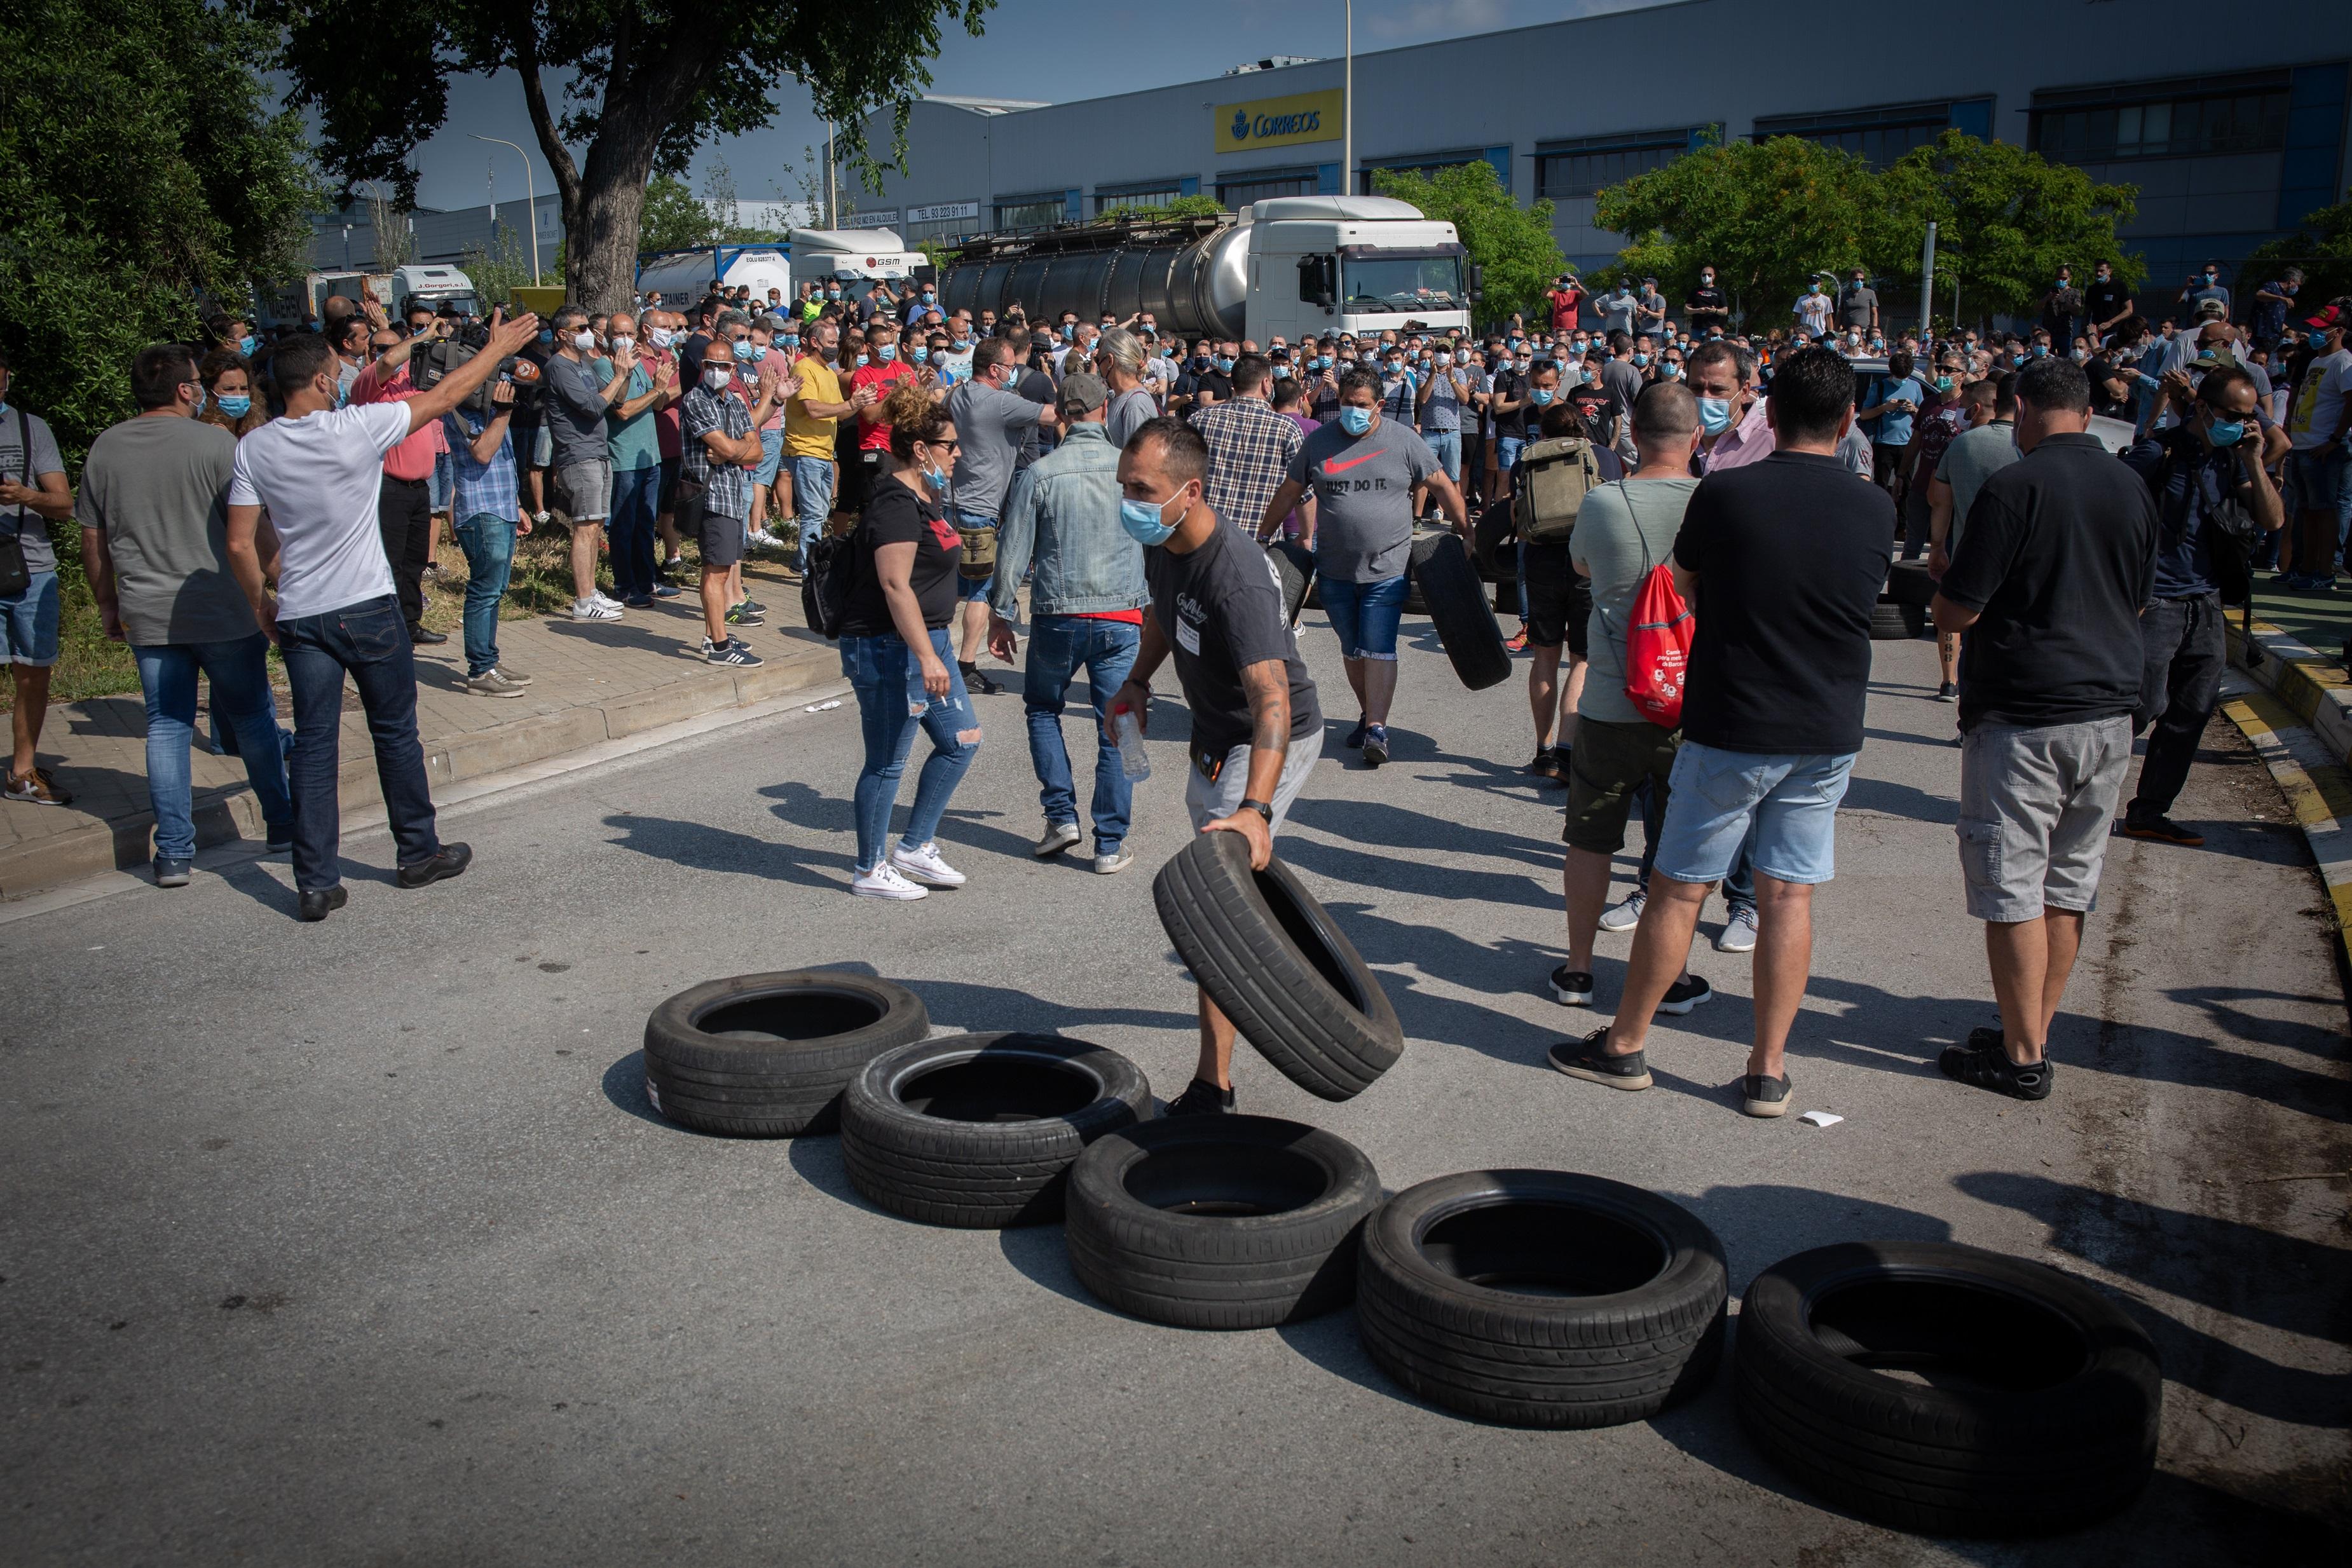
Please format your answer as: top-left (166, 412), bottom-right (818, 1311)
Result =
top-left (1624, 524), bottom-right (1693, 727)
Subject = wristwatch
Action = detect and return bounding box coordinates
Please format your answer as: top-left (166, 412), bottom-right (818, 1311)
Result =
top-left (1241, 798), bottom-right (1275, 824)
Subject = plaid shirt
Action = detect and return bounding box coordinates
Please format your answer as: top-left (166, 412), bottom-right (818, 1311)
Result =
top-left (1189, 395), bottom-right (1303, 538)
top-left (442, 409), bottom-right (518, 522)
top-left (681, 380), bottom-right (755, 521)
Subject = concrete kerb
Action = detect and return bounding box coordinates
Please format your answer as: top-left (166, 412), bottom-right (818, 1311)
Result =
top-left (2220, 617), bottom-right (2352, 974)
top-left (0, 641), bottom-right (836, 901)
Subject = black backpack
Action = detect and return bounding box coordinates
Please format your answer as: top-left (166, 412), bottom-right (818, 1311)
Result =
top-left (800, 529), bottom-right (856, 640)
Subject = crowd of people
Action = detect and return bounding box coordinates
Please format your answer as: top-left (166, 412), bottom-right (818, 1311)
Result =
top-left (3, 245), bottom-right (2348, 1121)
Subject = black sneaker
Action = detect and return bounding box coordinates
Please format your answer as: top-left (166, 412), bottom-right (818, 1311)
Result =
top-left (1546, 746), bottom-right (1571, 784)
top-left (1938, 1042), bottom-right (2053, 1101)
top-left (1549, 1028), bottom-right (1651, 1091)
top-left (1164, 1077), bottom-right (1236, 1117)
top-left (397, 843), bottom-right (472, 890)
top-left (1344, 718), bottom-right (1369, 749)
top-left (2118, 812), bottom-right (2204, 847)
top-left (1529, 749), bottom-right (1565, 781)
top-left (1741, 1072), bottom-right (1792, 1118)
top-left (1934, 681), bottom-right (1958, 703)
top-left (297, 885), bottom-right (347, 922)
top-left (1549, 965), bottom-right (1595, 1006)
top-left (1657, 974), bottom-right (1714, 1016)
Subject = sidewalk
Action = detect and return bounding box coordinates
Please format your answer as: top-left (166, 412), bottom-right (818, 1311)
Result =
top-left (2224, 612), bottom-right (2352, 974)
top-left (0, 567), bottom-right (836, 898)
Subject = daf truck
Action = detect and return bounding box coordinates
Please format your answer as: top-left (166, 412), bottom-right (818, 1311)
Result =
top-left (936, 195), bottom-right (1479, 344)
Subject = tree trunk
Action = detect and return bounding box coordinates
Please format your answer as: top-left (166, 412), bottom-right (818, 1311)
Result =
top-left (566, 173), bottom-right (650, 313)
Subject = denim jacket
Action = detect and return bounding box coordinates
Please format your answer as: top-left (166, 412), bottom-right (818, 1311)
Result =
top-left (989, 421), bottom-right (1147, 618)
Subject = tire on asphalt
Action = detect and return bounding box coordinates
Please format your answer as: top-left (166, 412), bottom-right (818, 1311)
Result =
top-left (1735, 1239), bottom-right (2162, 1536)
top-left (838, 1032), bottom-right (1151, 1227)
top-left (1064, 1115), bottom-right (1381, 1329)
top-left (1357, 1169), bottom-right (1728, 1428)
top-left (1885, 559), bottom-right (1938, 607)
top-left (1870, 599), bottom-right (1912, 640)
top-left (1472, 497), bottom-right (1516, 576)
top-left (1152, 829), bottom-right (1404, 1101)
top-left (642, 971), bottom-right (929, 1136)
top-left (1266, 540), bottom-right (1315, 629)
top-left (1410, 531), bottom-right (1512, 690)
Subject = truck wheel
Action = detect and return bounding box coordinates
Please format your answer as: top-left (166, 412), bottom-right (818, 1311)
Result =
top-left (1736, 1240), bottom-right (2161, 1536)
top-left (643, 971), bottom-right (928, 1137)
top-left (1870, 599), bottom-right (1911, 640)
top-left (1265, 541), bottom-right (1315, 629)
top-left (1357, 1169), bottom-right (1728, 1428)
top-left (1152, 830), bottom-right (1403, 1101)
top-left (838, 1033), bottom-right (1151, 1227)
top-left (1410, 533), bottom-right (1512, 690)
top-left (1063, 1115), bottom-right (1380, 1329)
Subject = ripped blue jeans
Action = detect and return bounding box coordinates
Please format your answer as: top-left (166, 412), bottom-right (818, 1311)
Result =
top-left (841, 627), bottom-right (981, 873)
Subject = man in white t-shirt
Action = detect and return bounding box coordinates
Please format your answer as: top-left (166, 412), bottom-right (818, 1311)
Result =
top-left (1793, 281), bottom-right (1833, 341)
top-left (226, 311), bottom-right (539, 921)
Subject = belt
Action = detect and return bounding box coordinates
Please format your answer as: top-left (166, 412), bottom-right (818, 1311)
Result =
top-left (384, 474), bottom-right (429, 488)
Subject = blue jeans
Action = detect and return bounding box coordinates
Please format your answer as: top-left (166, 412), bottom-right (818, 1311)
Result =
top-left (1654, 741), bottom-right (1857, 887)
top-left (1423, 428), bottom-right (1462, 483)
top-left (1023, 615), bottom-right (1139, 853)
top-left (133, 632), bottom-right (291, 861)
top-left (791, 456), bottom-right (835, 569)
top-left (1316, 571), bottom-right (1409, 660)
top-left (453, 512), bottom-right (517, 675)
top-left (608, 467), bottom-right (659, 599)
top-left (841, 628), bottom-right (981, 873)
top-left (276, 596), bottom-right (439, 893)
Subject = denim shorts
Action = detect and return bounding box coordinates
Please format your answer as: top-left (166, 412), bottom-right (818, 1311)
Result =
top-left (755, 428), bottom-right (784, 487)
top-left (1317, 571), bottom-right (1409, 660)
top-left (1, 569), bottom-right (61, 667)
top-left (1652, 739), bottom-right (1857, 886)
top-left (2285, 446), bottom-right (2352, 524)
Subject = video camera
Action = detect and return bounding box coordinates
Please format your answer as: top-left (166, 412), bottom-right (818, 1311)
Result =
top-left (409, 321), bottom-right (541, 417)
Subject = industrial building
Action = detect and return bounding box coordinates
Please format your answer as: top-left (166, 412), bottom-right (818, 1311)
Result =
top-left (847, 0), bottom-right (2349, 287)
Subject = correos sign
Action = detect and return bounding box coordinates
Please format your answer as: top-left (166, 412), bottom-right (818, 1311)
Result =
top-left (1215, 88), bottom-right (1344, 155)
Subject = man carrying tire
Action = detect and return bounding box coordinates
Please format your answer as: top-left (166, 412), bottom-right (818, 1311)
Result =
top-left (1111, 417), bottom-right (1323, 1116)
top-left (1257, 367), bottom-right (1466, 767)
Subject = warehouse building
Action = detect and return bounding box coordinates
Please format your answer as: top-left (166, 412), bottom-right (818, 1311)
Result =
top-left (851, 0), bottom-right (2349, 288)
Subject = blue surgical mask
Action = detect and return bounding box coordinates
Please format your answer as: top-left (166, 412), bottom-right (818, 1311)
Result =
top-left (856, 353), bottom-right (869, 367)
top-left (537, 329), bottom-right (554, 344)
top-left (826, 288), bottom-right (842, 300)
top-left (1699, 395), bottom-right (1735, 435)
top-left (1632, 353), bottom-right (1649, 367)
top-left (1217, 357), bottom-right (1234, 372)
top-left (2311, 331), bottom-right (2333, 350)
top-left (877, 343), bottom-right (897, 362)
top-left (2206, 416), bottom-right (2246, 448)
top-left (1119, 493), bottom-right (1179, 545)
top-left (2030, 344), bottom-right (2048, 358)
top-left (1338, 406), bottom-right (1373, 436)
top-left (215, 393), bottom-right (252, 418)
top-left (912, 347), bottom-right (929, 364)
top-left (237, 335), bottom-right (256, 357)
top-left (1531, 388), bottom-right (1555, 406)
top-left (733, 339), bottom-right (756, 362)
top-left (921, 290), bottom-right (935, 301)
top-left (922, 465), bottom-right (948, 492)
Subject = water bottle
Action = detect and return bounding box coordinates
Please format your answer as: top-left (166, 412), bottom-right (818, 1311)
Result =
top-left (1114, 707), bottom-right (1151, 782)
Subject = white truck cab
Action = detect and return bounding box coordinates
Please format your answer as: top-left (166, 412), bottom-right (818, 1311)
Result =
top-left (1242, 196), bottom-right (1475, 344)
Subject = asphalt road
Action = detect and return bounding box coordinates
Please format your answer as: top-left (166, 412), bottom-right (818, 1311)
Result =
top-left (5, 615), bottom-right (2348, 1566)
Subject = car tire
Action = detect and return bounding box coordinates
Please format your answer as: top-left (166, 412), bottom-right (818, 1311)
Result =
top-left (838, 1032), bottom-right (1151, 1227)
top-left (1870, 599), bottom-right (1912, 640)
top-left (1735, 1239), bottom-right (2161, 1536)
top-left (1410, 532), bottom-right (1512, 690)
top-left (642, 971), bottom-right (929, 1136)
top-left (1472, 497), bottom-right (1517, 576)
top-left (1357, 1169), bottom-right (1728, 1428)
top-left (1152, 829), bottom-right (1404, 1101)
top-left (1063, 1115), bottom-right (1381, 1329)
top-left (1266, 540), bottom-right (1315, 629)
top-left (1885, 558), bottom-right (1938, 607)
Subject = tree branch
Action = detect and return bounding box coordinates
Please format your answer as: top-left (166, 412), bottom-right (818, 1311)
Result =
top-left (513, 22), bottom-right (578, 210)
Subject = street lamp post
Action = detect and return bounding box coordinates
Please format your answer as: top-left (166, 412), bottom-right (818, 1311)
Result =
top-left (1342, 0), bottom-right (1353, 199)
top-left (470, 133), bottom-right (541, 283)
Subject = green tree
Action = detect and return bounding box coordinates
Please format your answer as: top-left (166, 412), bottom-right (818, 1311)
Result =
top-left (460, 226), bottom-right (538, 309)
top-left (1876, 130), bottom-right (2140, 329)
top-left (1369, 160), bottom-right (1563, 327)
top-left (0, 0), bottom-right (322, 463)
top-left (1098, 195), bottom-right (1224, 223)
top-left (1593, 135), bottom-right (1878, 335)
top-left (2241, 190), bottom-right (2352, 308)
top-left (640, 174), bottom-right (721, 252)
top-left (262, 0), bottom-right (995, 310)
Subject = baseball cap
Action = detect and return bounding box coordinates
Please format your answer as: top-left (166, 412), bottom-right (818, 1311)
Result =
top-left (1056, 370), bottom-right (1108, 415)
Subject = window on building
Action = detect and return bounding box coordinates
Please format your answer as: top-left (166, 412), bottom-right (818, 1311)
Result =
top-left (994, 198), bottom-right (1063, 233)
top-left (1357, 157), bottom-right (1482, 195)
top-left (1217, 175), bottom-right (1315, 208)
top-left (1754, 103), bottom-right (1957, 169)
top-left (2029, 75), bottom-right (2292, 163)
top-left (1095, 188), bottom-right (1183, 215)
top-left (1534, 133), bottom-right (1693, 200)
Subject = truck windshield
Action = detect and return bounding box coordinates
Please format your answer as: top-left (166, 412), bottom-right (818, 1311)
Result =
top-left (1342, 254), bottom-right (1465, 312)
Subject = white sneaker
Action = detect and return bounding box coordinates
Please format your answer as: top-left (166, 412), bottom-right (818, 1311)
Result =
top-left (1715, 905), bottom-right (1760, 953)
top-left (747, 528), bottom-right (781, 550)
top-left (891, 841), bottom-right (967, 887)
top-left (1034, 819), bottom-right (1083, 858)
top-left (1599, 890), bottom-right (1646, 932)
top-left (571, 597), bottom-right (622, 622)
top-left (851, 863), bottom-right (928, 901)
top-left (1093, 848), bottom-right (1135, 875)
top-left (591, 589), bottom-right (625, 610)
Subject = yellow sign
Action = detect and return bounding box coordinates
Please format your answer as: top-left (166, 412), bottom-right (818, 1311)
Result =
top-left (1215, 89), bottom-right (1344, 156)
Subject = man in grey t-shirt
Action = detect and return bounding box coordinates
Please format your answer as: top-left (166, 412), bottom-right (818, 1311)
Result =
top-left (1929, 374), bottom-right (2021, 569)
top-left (77, 343), bottom-right (291, 878)
top-left (1259, 367), bottom-right (1467, 767)
top-left (1596, 281), bottom-right (1639, 337)
top-left (946, 336), bottom-right (1058, 687)
top-left (0, 347), bottom-right (74, 805)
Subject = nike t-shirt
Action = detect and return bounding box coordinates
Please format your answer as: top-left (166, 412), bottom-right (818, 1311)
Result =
top-left (1285, 416), bottom-right (1437, 583)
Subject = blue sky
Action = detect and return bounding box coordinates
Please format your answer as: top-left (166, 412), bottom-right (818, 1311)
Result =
top-left (403, 0), bottom-right (1663, 211)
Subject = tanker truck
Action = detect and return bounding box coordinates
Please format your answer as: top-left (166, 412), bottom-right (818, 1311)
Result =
top-left (937, 194), bottom-right (1479, 346)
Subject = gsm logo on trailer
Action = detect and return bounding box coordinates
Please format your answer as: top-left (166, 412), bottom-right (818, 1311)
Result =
top-left (1215, 89), bottom-right (1344, 155)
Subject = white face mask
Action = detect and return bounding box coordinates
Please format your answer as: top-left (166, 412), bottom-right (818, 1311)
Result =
top-left (702, 366), bottom-right (734, 391)
top-left (608, 335), bottom-right (634, 353)
top-left (650, 327), bottom-right (676, 349)
top-left (571, 329), bottom-right (595, 351)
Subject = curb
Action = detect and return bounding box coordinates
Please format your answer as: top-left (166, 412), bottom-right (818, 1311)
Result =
top-left (0, 639), bottom-right (836, 901)
top-left (2226, 617), bottom-right (2352, 768)
top-left (2218, 642), bottom-right (2352, 976)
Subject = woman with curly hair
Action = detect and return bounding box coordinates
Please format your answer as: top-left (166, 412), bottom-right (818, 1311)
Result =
top-left (835, 379), bottom-right (981, 899)
top-left (196, 348), bottom-right (267, 437)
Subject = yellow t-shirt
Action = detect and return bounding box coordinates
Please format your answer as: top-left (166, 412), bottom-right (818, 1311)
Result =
top-left (785, 354), bottom-right (842, 459)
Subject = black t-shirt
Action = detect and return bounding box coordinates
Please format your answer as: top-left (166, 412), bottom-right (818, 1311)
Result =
top-left (1685, 285), bottom-right (1728, 322)
top-left (1493, 372), bottom-right (1533, 439)
top-left (2086, 280), bottom-right (2130, 327)
top-left (2084, 354), bottom-right (2130, 418)
top-left (678, 332), bottom-right (713, 389)
top-left (1672, 452), bottom-right (1896, 754)
top-left (1015, 365), bottom-right (1056, 468)
top-left (840, 479), bottom-right (963, 637)
top-left (1176, 369), bottom-right (1232, 406)
top-left (1145, 521), bottom-right (1322, 764)
top-left (1939, 433), bottom-right (2156, 731)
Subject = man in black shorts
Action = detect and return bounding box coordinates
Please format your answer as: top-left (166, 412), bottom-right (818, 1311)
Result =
top-left (1518, 396), bottom-right (1621, 779)
top-left (1110, 416), bottom-right (1324, 1117)
top-left (680, 326), bottom-right (788, 666)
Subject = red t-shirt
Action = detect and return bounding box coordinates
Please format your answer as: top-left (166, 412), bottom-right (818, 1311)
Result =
top-left (1548, 287), bottom-right (1583, 333)
top-left (851, 358), bottom-right (915, 451)
top-left (643, 346), bottom-right (682, 459)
